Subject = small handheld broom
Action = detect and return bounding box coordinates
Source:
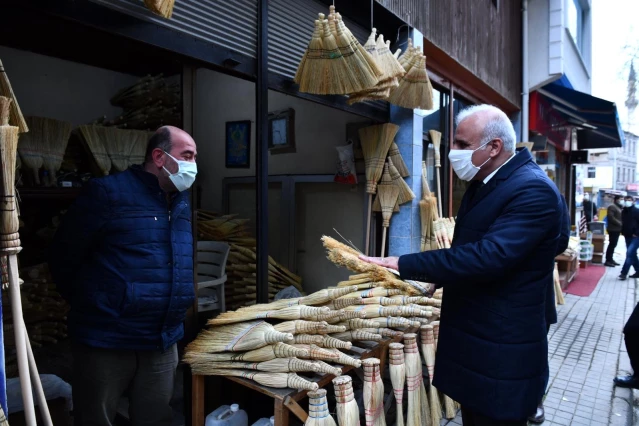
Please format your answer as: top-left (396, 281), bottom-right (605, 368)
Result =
top-left (389, 342), bottom-right (406, 426)
top-left (144, 0), bottom-right (175, 19)
top-left (333, 375), bottom-right (360, 426)
top-left (0, 60), bottom-right (28, 133)
top-left (305, 389), bottom-right (337, 426)
top-left (362, 358), bottom-right (386, 426)
top-left (186, 321), bottom-right (293, 353)
top-left (420, 325), bottom-right (442, 426)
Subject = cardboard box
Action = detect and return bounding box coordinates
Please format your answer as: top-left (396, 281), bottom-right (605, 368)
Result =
top-left (592, 253), bottom-right (604, 264)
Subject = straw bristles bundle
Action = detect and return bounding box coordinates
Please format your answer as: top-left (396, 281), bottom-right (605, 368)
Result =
top-left (403, 333), bottom-right (430, 426)
top-left (208, 305), bottom-right (331, 326)
top-left (378, 175), bottom-right (400, 228)
top-left (328, 349), bottom-right (362, 368)
top-left (274, 320), bottom-right (329, 335)
top-left (375, 35), bottom-right (405, 81)
top-left (326, 297), bottom-right (364, 310)
top-left (360, 297), bottom-right (401, 306)
top-left (359, 124), bottom-right (398, 194)
top-left (78, 125), bottom-right (112, 175)
top-left (0, 97), bottom-right (10, 126)
top-left (190, 358), bottom-right (321, 374)
top-left (373, 161), bottom-right (398, 213)
top-left (334, 318), bottom-right (379, 330)
top-left (388, 158), bottom-right (415, 204)
top-left (321, 235), bottom-right (362, 258)
top-left (420, 326), bottom-right (441, 426)
top-left (306, 389), bottom-right (337, 426)
top-left (391, 296), bottom-right (441, 307)
top-left (322, 324), bottom-right (347, 334)
top-left (301, 285), bottom-right (359, 305)
top-left (236, 298), bottom-right (302, 313)
top-left (186, 321), bottom-right (293, 353)
top-left (369, 316), bottom-right (419, 329)
top-left (144, 0), bottom-right (175, 18)
top-left (388, 142), bottom-right (409, 177)
top-left (333, 375), bottom-right (360, 426)
top-left (41, 118), bottom-right (72, 186)
top-left (0, 115), bottom-right (19, 247)
top-left (362, 358), bottom-right (385, 426)
top-left (397, 38), bottom-right (414, 67)
top-left (293, 344), bottom-right (340, 361)
top-left (313, 360), bottom-right (343, 377)
top-left (193, 369), bottom-right (319, 391)
top-left (17, 116), bottom-right (46, 184)
top-left (332, 15), bottom-right (379, 93)
top-left (331, 330), bottom-right (382, 342)
top-left (293, 334), bottom-right (325, 345)
top-left (183, 342), bottom-right (308, 363)
top-left (389, 343), bottom-right (406, 426)
top-left (307, 309), bottom-right (348, 322)
top-left (0, 60), bottom-right (28, 133)
top-left (389, 55), bottom-right (434, 110)
top-left (360, 328), bottom-right (403, 338)
top-left (297, 20), bottom-right (325, 94)
top-left (340, 288), bottom-right (402, 299)
top-left (432, 321), bottom-right (440, 348)
top-left (320, 335), bottom-right (352, 350)
top-left (319, 18), bottom-right (353, 95)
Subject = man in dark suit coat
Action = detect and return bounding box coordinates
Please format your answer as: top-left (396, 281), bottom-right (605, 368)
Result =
top-left (361, 105), bottom-right (565, 425)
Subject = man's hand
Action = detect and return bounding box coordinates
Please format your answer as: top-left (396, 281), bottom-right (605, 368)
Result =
top-left (359, 255), bottom-right (400, 271)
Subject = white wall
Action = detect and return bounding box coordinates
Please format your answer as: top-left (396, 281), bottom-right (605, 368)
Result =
top-left (0, 45), bottom-right (138, 125)
top-left (194, 68), bottom-right (370, 212)
top-left (529, 0), bottom-right (553, 90)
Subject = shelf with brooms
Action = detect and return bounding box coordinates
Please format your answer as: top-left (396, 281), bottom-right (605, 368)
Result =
top-left (295, 5), bottom-right (433, 110)
top-left (186, 233), bottom-right (462, 425)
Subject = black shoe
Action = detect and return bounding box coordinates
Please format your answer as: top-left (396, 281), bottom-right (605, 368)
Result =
top-left (630, 273), bottom-right (639, 279)
top-left (620, 274), bottom-right (628, 280)
top-left (614, 261), bottom-right (621, 266)
top-left (614, 375), bottom-right (639, 389)
top-left (528, 403), bottom-right (545, 424)
top-left (605, 261), bottom-right (617, 267)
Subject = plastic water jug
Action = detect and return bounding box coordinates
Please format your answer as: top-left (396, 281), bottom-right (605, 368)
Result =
top-left (205, 404), bottom-right (249, 426)
top-left (251, 416), bottom-right (275, 426)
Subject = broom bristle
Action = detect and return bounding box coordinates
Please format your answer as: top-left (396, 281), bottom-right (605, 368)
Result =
top-left (320, 335), bottom-right (352, 350)
top-left (378, 185), bottom-right (400, 228)
top-left (207, 305), bottom-right (330, 326)
top-left (333, 375), bottom-right (360, 426)
top-left (331, 330), bottom-right (383, 342)
top-left (333, 15), bottom-right (379, 93)
top-left (362, 358), bottom-right (385, 426)
top-left (298, 20), bottom-right (325, 94)
top-left (313, 360), bottom-right (343, 376)
top-left (0, 60), bottom-right (28, 133)
top-left (334, 318), bottom-right (380, 330)
top-left (421, 325), bottom-right (442, 426)
top-left (326, 297), bottom-right (363, 310)
top-left (375, 35), bottom-right (406, 80)
top-left (373, 160), bottom-right (399, 212)
top-left (293, 334), bottom-right (325, 345)
top-left (42, 118), bottom-right (73, 186)
top-left (274, 320), bottom-right (328, 335)
top-left (0, 123), bottom-right (20, 247)
top-left (388, 142), bottom-right (410, 177)
top-left (306, 389), bottom-right (337, 425)
top-left (340, 287), bottom-right (402, 299)
top-left (388, 157), bottom-right (415, 204)
top-left (359, 123), bottom-right (398, 194)
top-left (183, 342), bottom-right (308, 363)
top-left (362, 327), bottom-right (403, 338)
top-left (186, 321), bottom-right (293, 353)
top-left (389, 55), bottom-right (434, 110)
top-left (293, 344), bottom-right (340, 361)
top-left (187, 369), bottom-right (319, 391)
top-left (144, 0), bottom-right (175, 19)
top-left (328, 348), bottom-right (362, 368)
top-left (389, 342), bottom-right (406, 426)
top-left (319, 19), bottom-right (351, 95)
top-left (360, 296), bottom-right (401, 306)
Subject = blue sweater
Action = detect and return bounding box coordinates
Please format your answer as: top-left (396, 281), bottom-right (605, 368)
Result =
top-left (49, 166), bottom-right (195, 350)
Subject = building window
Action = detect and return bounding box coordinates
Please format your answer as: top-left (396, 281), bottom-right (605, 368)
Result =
top-left (567, 0), bottom-right (584, 51)
top-left (587, 167), bottom-right (596, 179)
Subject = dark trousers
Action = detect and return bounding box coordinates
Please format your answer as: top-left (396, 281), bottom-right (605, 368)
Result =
top-left (607, 231), bottom-right (621, 262)
top-left (72, 343), bottom-right (178, 426)
top-left (624, 303), bottom-right (639, 374)
top-left (622, 236), bottom-right (639, 276)
top-left (461, 408), bottom-right (527, 426)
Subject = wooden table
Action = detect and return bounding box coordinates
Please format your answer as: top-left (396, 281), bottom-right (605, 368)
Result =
top-left (190, 334), bottom-right (406, 426)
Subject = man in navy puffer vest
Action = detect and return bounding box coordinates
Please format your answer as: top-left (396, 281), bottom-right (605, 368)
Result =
top-left (50, 126), bottom-right (197, 426)
top-left (361, 105), bottom-right (564, 425)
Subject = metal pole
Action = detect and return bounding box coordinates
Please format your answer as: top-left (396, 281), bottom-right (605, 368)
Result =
top-left (256, 0), bottom-right (269, 303)
top-left (522, 0), bottom-right (529, 142)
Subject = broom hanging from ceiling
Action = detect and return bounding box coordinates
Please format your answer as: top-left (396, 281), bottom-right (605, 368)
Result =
top-left (359, 124), bottom-right (398, 256)
top-left (41, 118), bottom-right (72, 187)
top-left (389, 55), bottom-right (434, 110)
top-left (17, 117), bottom-right (46, 186)
top-left (144, 0), bottom-right (175, 19)
top-left (0, 59), bottom-right (28, 134)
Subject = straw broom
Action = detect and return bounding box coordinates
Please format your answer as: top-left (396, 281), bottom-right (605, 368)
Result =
top-left (554, 263), bottom-right (565, 305)
top-left (0, 60), bottom-right (28, 133)
top-left (375, 35), bottom-right (405, 82)
top-left (359, 124), bottom-right (399, 255)
top-left (189, 358), bottom-right (321, 374)
top-left (208, 305), bottom-right (330, 326)
top-left (326, 297), bottom-right (364, 310)
top-left (307, 309), bottom-right (349, 322)
top-left (297, 20), bottom-right (325, 94)
top-left (362, 358), bottom-right (386, 426)
top-left (306, 389), bottom-right (337, 426)
top-left (0, 100), bottom-right (20, 248)
top-left (17, 117), bottom-right (46, 185)
top-left (361, 328), bottom-right (403, 338)
top-left (335, 13), bottom-right (383, 80)
top-left (292, 334), bottom-right (324, 345)
top-left (403, 333), bottom-right (430, 426)
top-left (319, 335), bottom-right (352, 350)
top-left (333, 375), bottom-right (360, 426)
top-left (360, 297), bottom-right (401, 306)
top-left (373, 159), bottom-right (399, 214)
top-left (389, 343), bottom-right (406, 426)
top-left (339, 288), bottom-right (402, 299)
top-left (274, 320), bottom-right (329, 335)
top-left (331, 330), bottom-right (383, 342)
top-left (78, 125), bottom-right (112, 175)
top-left (430, 322), bottom-right (456, 418)
top-left (318, 17), bottom-right (353, 95)
top-left (143, 0), bottom-right (175, 19)
top-left (369, 317), bottom-right (420, 329)
top-left (327, 349), bottom-right (362, 368)
top-left (377, 168), bottom-right (400, 255)
top-left (186, 321), bottom-right (293, 353)
top-left (344, 305), bottom-right (427, 318)
top-left (183, 342), bottom-right (309, 363)
top-left (429, 130), bottom-right (443, 217)
top-left (388, 158), bottom-right (415, 204)
top-left (389, 55), bottom-right (434, 110)
top-left (420, 325), bottom-right (441, 426)
top-left (293, 344), bottom-right (340, 362)
top-left (42, 118), bottom-right (72, 187)
top-left (334, 318), bottom-right (380, 330)
top-left (313, 360), bottom-right (342, 377)
top-left (192, 369), bottom-right (319, 391)
top-left (397, 38), bottom-right (414, 67)
top-left (322, 324), bottom-right (348, 334)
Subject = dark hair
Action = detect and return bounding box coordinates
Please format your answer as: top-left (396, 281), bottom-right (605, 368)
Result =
top-left (614, 195), bottom-right (623, 202)
top-left (144, 127), bottom-right (172, 163)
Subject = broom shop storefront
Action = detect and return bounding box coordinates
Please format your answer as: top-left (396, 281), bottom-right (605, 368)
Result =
top-left (0, 0), bottom-right (456, 424)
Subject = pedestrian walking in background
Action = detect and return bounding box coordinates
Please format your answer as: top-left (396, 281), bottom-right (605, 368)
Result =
top-left (605, 195), bottom-right (623, 267)
top-left (583, 193), bottom-right (598, 229)
top-left (620, 195), bottom-right (639, 280)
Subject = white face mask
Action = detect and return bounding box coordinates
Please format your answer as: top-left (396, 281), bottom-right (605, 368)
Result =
top-left (617, 200), bottom-right (624, 207)
top-left (625, 201), bottom-right (634, 208)
top-left (448, 141), bottom-right (492, 181)
top-left (163, 151), bottom-right (197, 192)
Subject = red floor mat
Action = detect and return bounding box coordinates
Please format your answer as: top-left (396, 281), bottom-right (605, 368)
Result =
top-left (564, 265), bottom-right (606, 297)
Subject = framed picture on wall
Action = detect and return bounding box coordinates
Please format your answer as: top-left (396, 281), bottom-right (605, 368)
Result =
top-left (268, 108), bottom-right (296, 154)
top-left (225, 120), bottom-right (251, 168)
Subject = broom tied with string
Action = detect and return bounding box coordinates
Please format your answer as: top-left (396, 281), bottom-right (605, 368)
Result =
top-left (293, 334), bottom-right (325, 345)
top-left (429, 130), bottom-right (443, 218)
top-left (361, 328), bottom-right (403, 338)
top-left (274, 320), bottom-right (329, 335)
top-left (420, 325), bottom-right (442, 426)
top-left (334, 318), bottom-right (380, 330)
top-left (362, 358), bottom-right (386, 426)
top-left (388, 142), bottom-right (409, 177)
top-left (187, 358), bottom-right (321, 374)
top-left (327, 348), bottom-right (362, 368)
top-left (389, 55), bottom-right (434, 110)
top-left (306, 388), bottom-right (337, 426)
top-left (292, 344), bottom-right (340, 362)
top-left (41, 118), bottom-right (72, 187)
top-left (331, 330), bottom-right (383, 342)
top-left (403, 333), bottom-right (430, 426)
top-left (312, 360), bottom-right (342, 377)
top-left (360, 296), bottom-right (401, 306)
top-left (340, 287), bottom-right (402, 299)
top-left (431, 321), bottom-right (456, 418)
top-left (389, 343), bottom-right (406, 426)
top-left (190, 369), bottom-right (318, 391)
top-left (144, 0), bottom-right (175, 19)
top-left (319, 335), bottom-right (352, 350)
top-left (208, 305), bottom-right (331, 326)
top-left (0, 97), bottom-right (20, 248)
top-left (183, 342), bottom-right (309, 364)
top-left (325, 297), bottom-right (364, 310)
top-left (0, 60), bottom-right (27, 133)
top-left (373, 162), bottom-right (399, 214)
top-left (186, 320), bottom-right (293, 353)
top-left (297, 20), bottom-right (325, 94)
top-left (333, 375), bottom-right (360, 426)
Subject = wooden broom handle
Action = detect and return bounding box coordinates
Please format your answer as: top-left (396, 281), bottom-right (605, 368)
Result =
top-left (365, 194), bottom-right (372, 256)
top-left (381, 227), bottom-right (387, 258)
top-left (436, 171), bottom-right (443, 219)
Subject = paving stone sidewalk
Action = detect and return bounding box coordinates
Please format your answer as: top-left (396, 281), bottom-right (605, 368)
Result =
top-left (441, 264), bottom-right (637, 426)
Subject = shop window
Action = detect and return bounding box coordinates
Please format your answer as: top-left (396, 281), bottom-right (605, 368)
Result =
top-left (567, 0), bottom-right (584, 51)
top-left (450, 96), bottom-right (473, 216)
top-left (587, 166), bottom-right (596, 179)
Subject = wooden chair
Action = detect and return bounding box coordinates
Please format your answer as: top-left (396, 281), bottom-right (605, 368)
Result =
top-left (196, 241), bottom-right (229, 313)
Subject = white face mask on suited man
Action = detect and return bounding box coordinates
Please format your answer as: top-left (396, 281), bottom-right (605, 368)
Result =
top-left (448, 140), bottom-right (492, 181)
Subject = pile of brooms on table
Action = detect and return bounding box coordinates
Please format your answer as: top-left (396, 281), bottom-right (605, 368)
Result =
top-left (295, 4), bottom-right (433, 110)
top-left (185, 235), bottom-right (460, 425)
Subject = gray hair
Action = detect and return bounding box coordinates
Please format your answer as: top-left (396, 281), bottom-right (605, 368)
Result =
top-left (455, 104), bottom-right (516, 153)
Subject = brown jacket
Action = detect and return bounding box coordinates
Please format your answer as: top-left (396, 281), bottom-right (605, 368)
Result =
top-left (607, 203), bottom-right (622, 233)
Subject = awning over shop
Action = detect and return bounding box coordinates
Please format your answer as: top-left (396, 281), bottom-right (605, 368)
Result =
top-left (536, 83), bottom-right (625, 149)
